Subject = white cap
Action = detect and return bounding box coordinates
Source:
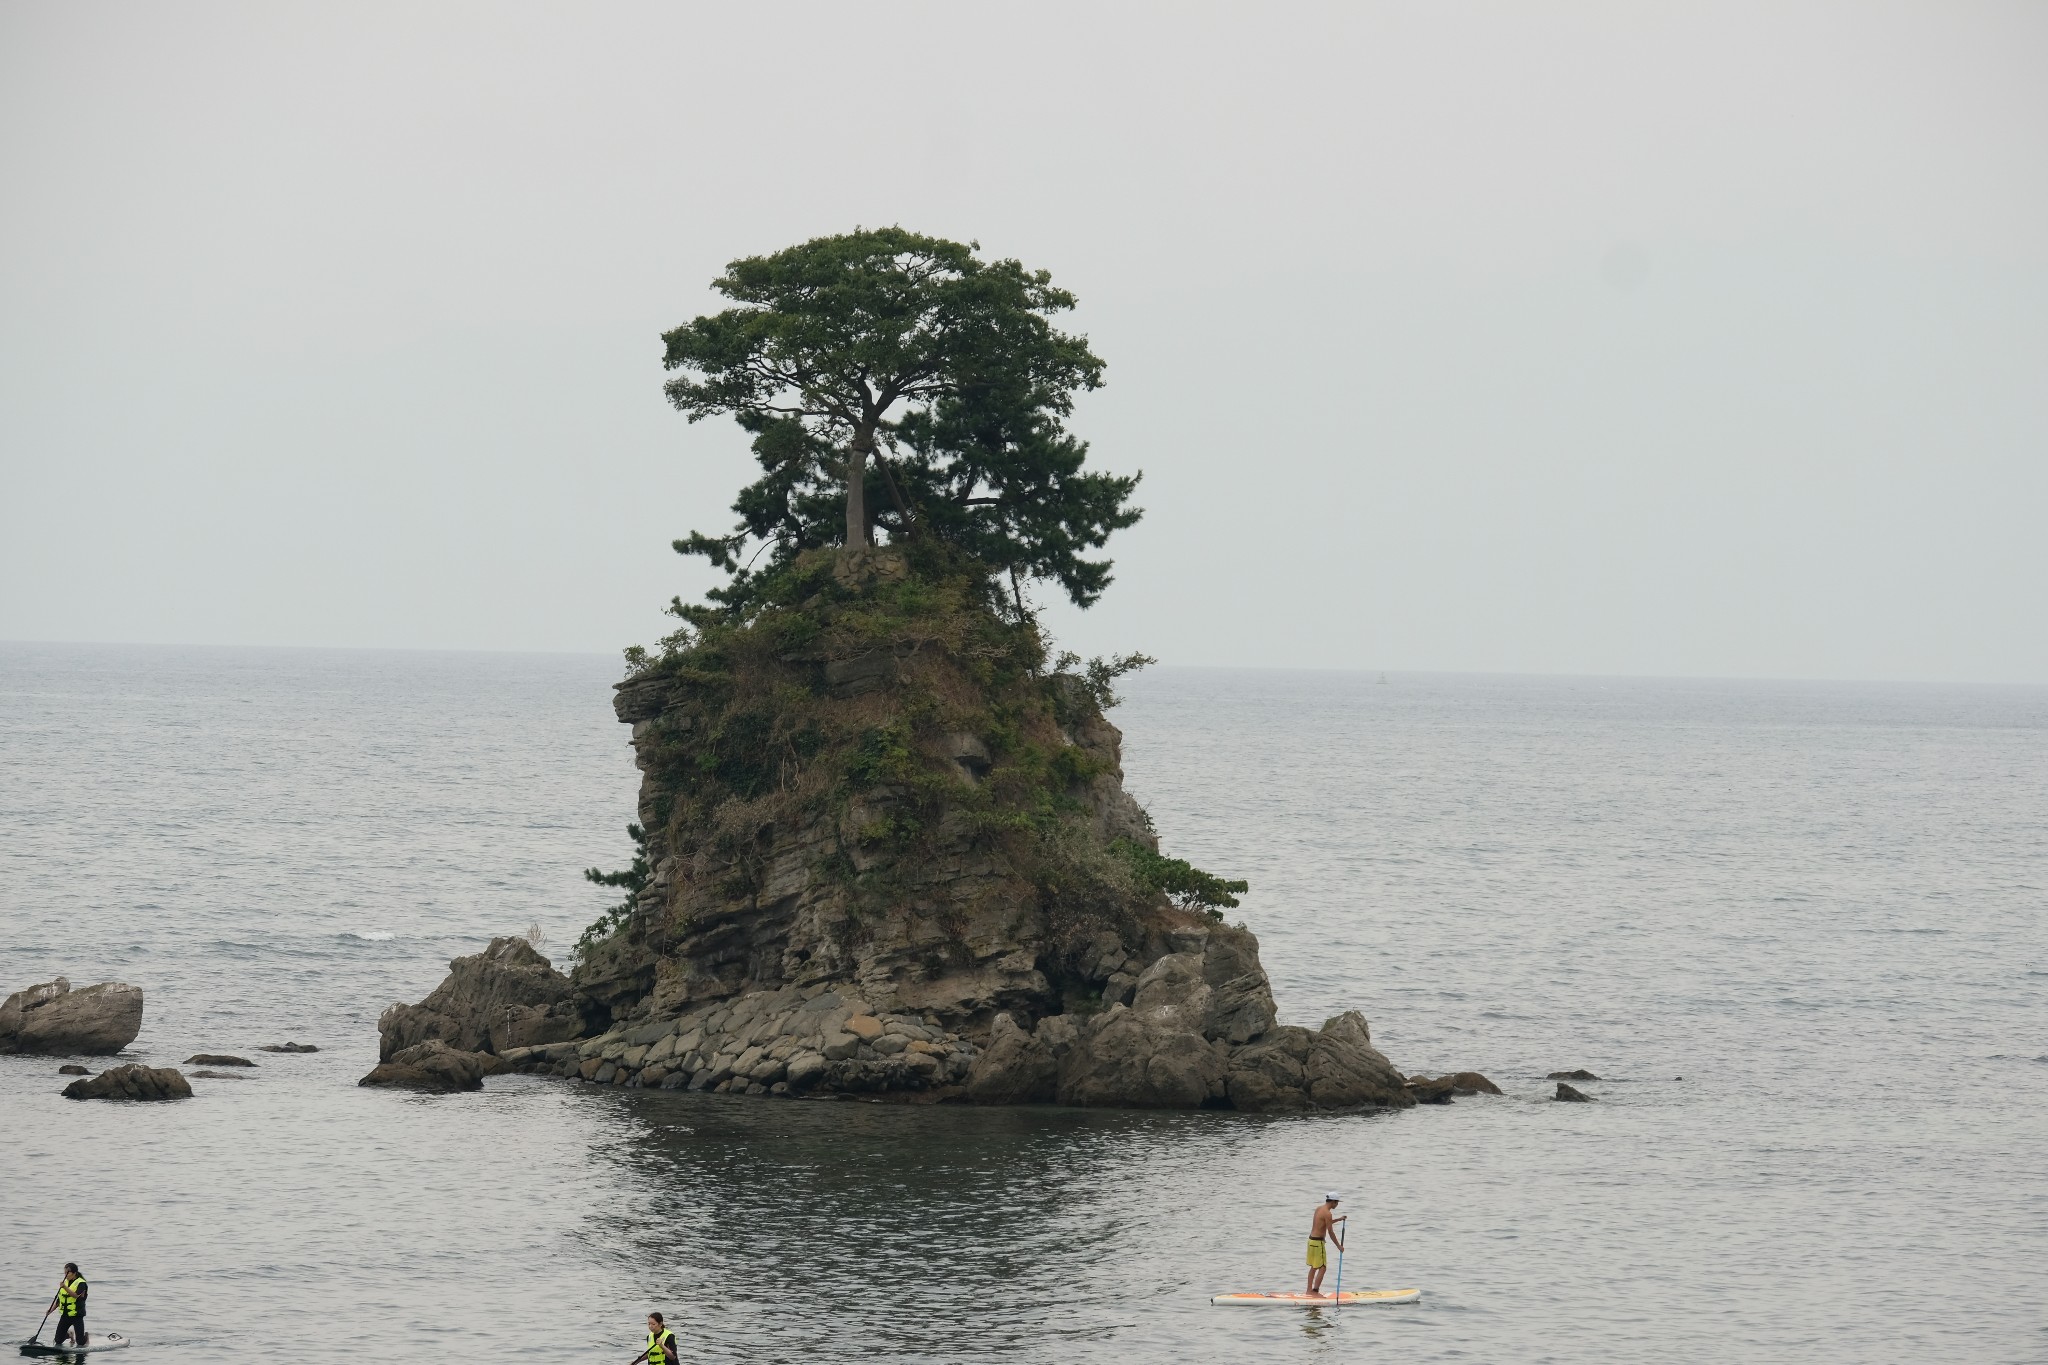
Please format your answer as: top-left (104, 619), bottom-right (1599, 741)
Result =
top-left (1326, 1191), bottom-right (1342, 1201)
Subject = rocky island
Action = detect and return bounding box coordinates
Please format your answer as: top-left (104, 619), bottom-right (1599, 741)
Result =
top-left (371, 228), bottom-right (1412, 1112)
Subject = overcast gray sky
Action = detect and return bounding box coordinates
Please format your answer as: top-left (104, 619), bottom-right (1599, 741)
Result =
top-left (3, 2), bottom-right (2043, 681)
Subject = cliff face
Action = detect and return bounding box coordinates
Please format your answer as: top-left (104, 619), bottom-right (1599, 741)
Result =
top-left (581, 656), bottom-right (1158, 1030)
top-left (380, 549), bottom-right (1410, 1111)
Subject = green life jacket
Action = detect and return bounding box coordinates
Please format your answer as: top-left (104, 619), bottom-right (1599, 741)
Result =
top-left (56, 1277), bottom-right (84, 1315)
top-left (646, 1327), bottom-right (676, 1365)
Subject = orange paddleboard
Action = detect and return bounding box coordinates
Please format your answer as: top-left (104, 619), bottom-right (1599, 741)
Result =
top-left (1211, 1289), bottom-right (1420, 1306)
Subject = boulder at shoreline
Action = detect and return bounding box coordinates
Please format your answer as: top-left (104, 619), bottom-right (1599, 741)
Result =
top-left (377, 938), bottom-right (584, 1060)
top-left (63, 1064), bottom-right (191, 1100)
top-left (1, 978), bottom-right (144, 1055)
top-left (358, 1039), bottom-right (497, 1092)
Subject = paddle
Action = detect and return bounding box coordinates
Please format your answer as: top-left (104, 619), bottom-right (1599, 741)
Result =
top-left (28, 1296), bottom-right (55, 1345)
top-left (1331, 1217), bottom-right (1345, 1305)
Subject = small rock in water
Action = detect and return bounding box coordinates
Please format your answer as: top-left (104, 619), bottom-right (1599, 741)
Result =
top-left (259, 1042), bottom-right (320, 1053)
top-left (1547, 1069), bottom-right (1600, 1081)
top-left (58, 1064), bottom-right (90, 1075)
top-left (357, 1039), bottom-right (489, 1091)
top-left (64, 1064), bottom-right (192, 1101)
top-left (192, 1069), bottom-right (256, 1080)
top-left (1403, 1075), bottom-right (1457, 1104)
top-left (1448, 1071), bottom-right (1503, 1095)
top-left (1554, 1082), bottom-right (1595, 1102)
top-left (186, 1053), bottom-right (257, 1067)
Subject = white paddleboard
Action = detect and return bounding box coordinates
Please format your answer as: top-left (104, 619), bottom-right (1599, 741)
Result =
top-left (19, 1332), bottom-right (130, 1355)
top-left (1211, 1289), bottom-right (1420, 1306)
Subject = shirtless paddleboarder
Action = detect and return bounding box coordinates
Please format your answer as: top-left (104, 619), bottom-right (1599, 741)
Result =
top-left (1306, 1194), bottom-right (1345, 1297)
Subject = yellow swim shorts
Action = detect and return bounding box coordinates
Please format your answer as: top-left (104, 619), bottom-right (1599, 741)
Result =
top-left (1306, 1238), bottom-right (1326, 1269)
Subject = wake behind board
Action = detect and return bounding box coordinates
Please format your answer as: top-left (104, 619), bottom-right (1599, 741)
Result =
top-left (20, 1332), bottom-right (130, 1355)
top-left (1211, 1290), bottom-right (1420, 1307)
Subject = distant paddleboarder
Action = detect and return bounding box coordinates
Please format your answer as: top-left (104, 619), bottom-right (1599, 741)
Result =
top-left (51, 1262), bottom-right (89, 1347)
top-left (1305, 1194), bottom-right (1345, 1298)
top-left (627, 1311), bottom-right (678, 1365)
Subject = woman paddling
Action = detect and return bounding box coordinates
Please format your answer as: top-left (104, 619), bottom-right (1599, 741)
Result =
top-left (627, 1311), bottom-right (678, 1365)
top-left (50, 1262), bottom-right (89, 1348)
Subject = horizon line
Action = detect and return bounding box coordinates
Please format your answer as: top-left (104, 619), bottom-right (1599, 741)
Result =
top-left (1, 637), bottom-right (2042, 690)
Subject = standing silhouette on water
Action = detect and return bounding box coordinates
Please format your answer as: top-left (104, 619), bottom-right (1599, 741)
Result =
top-left (50, 1262), bottom-right (89, 1347)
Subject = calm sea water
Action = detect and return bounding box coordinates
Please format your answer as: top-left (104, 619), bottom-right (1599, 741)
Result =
top-left (1, 643), bottom-right (2044, 1363)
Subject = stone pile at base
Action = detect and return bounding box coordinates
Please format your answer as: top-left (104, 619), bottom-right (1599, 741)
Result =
top-left (379, 933), bottom-right (1413, 1113)
top-left (500, 986), bottom-right (976, 1096)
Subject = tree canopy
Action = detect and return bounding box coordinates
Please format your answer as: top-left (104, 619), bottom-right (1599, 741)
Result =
top-left (661, 228), bottom-right (1141, 614)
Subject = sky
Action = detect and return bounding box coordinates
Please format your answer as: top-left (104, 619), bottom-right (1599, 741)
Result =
top-left (3, 1), bottom-right (2044, 682)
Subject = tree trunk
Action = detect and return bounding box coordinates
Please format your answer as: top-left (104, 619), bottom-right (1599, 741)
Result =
top-left (845, 433), bottom-right (871, 548)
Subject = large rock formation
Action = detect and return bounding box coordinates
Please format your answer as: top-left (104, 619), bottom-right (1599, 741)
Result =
top-left (376, 550), bottom-right (1413, 1112)
top-left (1, 978), bottom-right (144, 1055)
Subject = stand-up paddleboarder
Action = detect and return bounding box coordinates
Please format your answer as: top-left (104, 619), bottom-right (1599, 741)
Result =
top-left (627, 1311), bottom-right (678, 1365)
top-left (1305, 1195), bottom-right (1346, 1298)
top-left (51, 1262), bottom-right (89, 1347)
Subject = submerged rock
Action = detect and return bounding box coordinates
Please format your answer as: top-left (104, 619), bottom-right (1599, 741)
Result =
top-left (185, 1053), bottom-right (256, 1067)
top-left (191, 1069), bottom-right (256, 1080)
top-left (1555, 1082), bottom-right (1596, 1102)
top-left (259, 1042), bottom-right (319, 1053)
top-left (1, 978), bottom-right (145, 1055)
top-left (63, 1064), bottom-right (190, 1100)
top-left (1404, 1075), bottom-right (1457, 1104)
top-left (358, 1039), bottom-right (496, 1092)
top-left (1548, 1068), bottom-right (1601, 1081)
top-left (58, 1064), bottom-right (90, 1076)
top-left (1405, 1070), bottom-right (1503, 1097)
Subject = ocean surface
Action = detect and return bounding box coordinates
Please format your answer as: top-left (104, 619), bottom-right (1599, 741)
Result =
top-left (1, 642), bottom-right (2044, 1363)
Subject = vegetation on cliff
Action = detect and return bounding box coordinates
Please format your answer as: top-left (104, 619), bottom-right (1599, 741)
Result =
top-left (659, 226), bottom-right (1141, 616)
top-left (583, 541), bottom-right (1241, 966)
top-left (580, 228), bottom-right (1241, 998)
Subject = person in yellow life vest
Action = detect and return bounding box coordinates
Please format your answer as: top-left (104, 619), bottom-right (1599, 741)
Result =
top-left (628, 1311), bottom-right (678, 1365)
top-left (51, 1262), bottom-right (89, 1347)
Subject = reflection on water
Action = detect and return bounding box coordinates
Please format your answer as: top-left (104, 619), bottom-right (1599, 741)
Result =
top-left (585, 1084), bottom-right (1406, 1360)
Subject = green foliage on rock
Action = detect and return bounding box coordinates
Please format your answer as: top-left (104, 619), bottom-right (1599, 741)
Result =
top-left (660, 227), bottom-right (1141, 615)
top-left (1112, 838), bottom-right (1249, 919)
top-left (585, 229), bottom-right (1238, 975)
top-left (582, 544), bottom-right (1243, 964)
top-left (578, 823), bottom-right (649, 956)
